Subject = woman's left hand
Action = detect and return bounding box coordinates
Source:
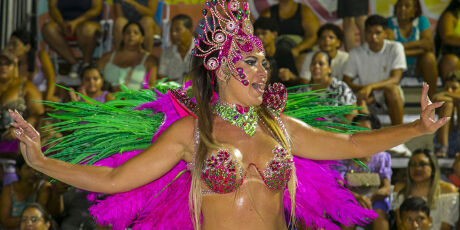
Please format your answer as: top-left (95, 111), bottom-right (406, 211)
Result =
top-left (417, 82), bottom-right (451, 135)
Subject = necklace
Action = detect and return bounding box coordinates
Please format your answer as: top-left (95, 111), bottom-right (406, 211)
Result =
top-left (215, 101), bottom-right (258, 136)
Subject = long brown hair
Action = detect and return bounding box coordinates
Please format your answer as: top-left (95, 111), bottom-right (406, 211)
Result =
top-left (189, 46), bottom-right (296, 229)
top-left (400, 149), bottom-right (440, 208)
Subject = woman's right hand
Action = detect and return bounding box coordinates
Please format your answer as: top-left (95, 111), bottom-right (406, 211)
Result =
top-left (8, 109), bottom-right (45, 166)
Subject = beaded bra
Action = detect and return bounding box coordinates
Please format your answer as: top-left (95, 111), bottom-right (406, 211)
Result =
top-left (169, 83), bottom-right (290, 193)
top-left (201, 146), bottom-right (293, 193)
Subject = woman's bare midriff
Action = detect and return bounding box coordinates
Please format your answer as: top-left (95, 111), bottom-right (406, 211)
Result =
top-left (198, 118), bottom-right (290, 230)
top-left (201, 178), bottom-right (288, 230)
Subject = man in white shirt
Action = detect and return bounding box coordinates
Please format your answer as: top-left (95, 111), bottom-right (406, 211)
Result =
top-left (343, 15), bottom-right (407, 125)
top-left (158, 14), bottom-right (194, 83)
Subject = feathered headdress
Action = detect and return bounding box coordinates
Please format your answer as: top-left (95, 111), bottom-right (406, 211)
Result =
top-left (191, 0), bottom-right (264, 86)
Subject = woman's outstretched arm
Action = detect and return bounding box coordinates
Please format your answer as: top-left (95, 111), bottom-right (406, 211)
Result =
top-left (9, 112), bottom-right (195, 194)
top-left (285, 83), bottom-right (450, 160)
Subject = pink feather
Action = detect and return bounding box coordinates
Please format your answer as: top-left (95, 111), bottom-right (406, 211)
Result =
top-left (284, 157), bottom-right (377, 229)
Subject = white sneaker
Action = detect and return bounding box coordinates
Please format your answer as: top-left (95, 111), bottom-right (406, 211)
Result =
top-left (69, 64), bottom-right (79, 78)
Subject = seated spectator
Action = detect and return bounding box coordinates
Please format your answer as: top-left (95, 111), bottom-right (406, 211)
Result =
top-left (98, 22), bottom-right (157, 91)
top-left (295, 51), bottom-right (357, 121)
top-left (337, 0), bottom-right (368, 51)
top-left (69, 65), bottom-right (114, 103)
top-left (253, 17), bottom-right (300, 85)
top-left (336, 115), bottom-right (391, 230)
top-left (8, 29), bottom-right (57, 102)
top-left (0, 156), bottom-right (51, 230)
top-left (54, 184), bottom-right (97, 230)
top-left (432, 70), bottom-right (460, 158)
top-left (158, 14), bottom-right (193, 84)
top-left (343, 15), bottom-right (407, 125)
top-left (113, 0), bottom-right (160, 52)
top-left (299, 23), bottom-right (348, 82)
top-left (0, 50), bottom-right (44, 156)
top-left (20, 203), bottom-right (55, 230)
top-left (387, 0), bottom-right (438, 97)
top-left (398, 197), bottom-right (433, 230)
top-left (436, 0), bottom-right (460, 80)
top-left (392, 149), bottom-right (459, 230)
top-left (260, 0), bottom-right (320, 58)
top-left (41, 0), bottom-right (103, 78)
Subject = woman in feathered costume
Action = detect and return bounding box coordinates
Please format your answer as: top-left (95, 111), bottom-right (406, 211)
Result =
top-left (9, 0), bottom-right (449, 229)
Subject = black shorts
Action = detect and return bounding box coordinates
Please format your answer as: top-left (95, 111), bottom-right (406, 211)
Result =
top-left (337, 0), bottom-right (369, 18)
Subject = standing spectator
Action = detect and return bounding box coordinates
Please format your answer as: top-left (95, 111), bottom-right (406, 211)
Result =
top-left (387, 0), bottom-right (438, 98)
top-left (253, 17), bottom-right (299, 85)
top-left (158, 14), bottom-right (193, 84)
top-left (392, 149), bottom-right (459, 230)
top-left (436, 0), bottom-right (460, 80)
top-left (8, 29), bottom-right (57, 102)
top-left (336, 115), bottom-right (392, 230)
top-left (69, 65), bottom-right (114, 103)
top-left (19, 203), bottom-right (55, 230)
top-left (343, 15), bottom-right (407, 125)
top-left (337, 0), bottom-right (368, 51)
top-left (432, 70), bottom-right (460, 158)
top-left (0, 50), bottom-right (44, 156)
top-left (398, 197), bottom-right (433, 230)
top-left (41, 0), bottom-right (102, 78)
top-left (113, 0), bottom-right (160, 52)
top-left (260, 0), bottom-right (320, 58)
top-left (299, 23), bottom-right (348, 81)
top-left (98, 22), bottom-right (157, 91)
top-left (0, 156), bottom-right (51, 230)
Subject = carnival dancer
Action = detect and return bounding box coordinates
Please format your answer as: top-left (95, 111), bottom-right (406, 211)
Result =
top-left (9, 0), bottom-right (449, 229)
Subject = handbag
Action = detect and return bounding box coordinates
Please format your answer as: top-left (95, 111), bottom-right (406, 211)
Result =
top-left (345, 170), bottom-right (381, 195)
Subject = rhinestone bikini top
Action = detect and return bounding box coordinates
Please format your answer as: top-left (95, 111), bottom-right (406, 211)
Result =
top-left (169, 83), bottom-right (290, 193)
top-left (201, 146), bottom-right (293, 193)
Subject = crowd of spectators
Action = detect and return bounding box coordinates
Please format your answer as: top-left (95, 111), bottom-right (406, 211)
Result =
top-left (1, 0), bottom-right (460, 229)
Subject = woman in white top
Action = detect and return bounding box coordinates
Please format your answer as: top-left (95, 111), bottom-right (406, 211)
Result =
top-left (392, 149), bottom-right (459, 230)
top-left (299, 23), bottom-right (348, 82)
top-left (97, 22), bottom-right (157, 91)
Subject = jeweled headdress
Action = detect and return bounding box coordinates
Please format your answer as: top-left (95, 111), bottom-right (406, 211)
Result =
top-left (191, 0), bottom-right (264, 86)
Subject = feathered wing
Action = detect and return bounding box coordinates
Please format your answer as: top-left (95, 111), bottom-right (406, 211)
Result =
top-left (42, 82), bottom-right (194, 230)
top-left (42, 82), bottom-right (374, 229)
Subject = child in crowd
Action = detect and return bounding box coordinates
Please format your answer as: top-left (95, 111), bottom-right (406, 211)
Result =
top-left (398, 197), bottom-right (433, 230)
top-left (69, 65), bottom-right (114, 103)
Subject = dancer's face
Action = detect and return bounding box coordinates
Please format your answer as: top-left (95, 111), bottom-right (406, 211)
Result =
top-left (218, 51), bottom-right (268, 106)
